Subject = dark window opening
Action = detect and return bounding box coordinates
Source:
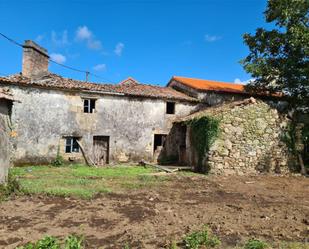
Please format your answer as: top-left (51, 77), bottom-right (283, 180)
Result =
top-left (166, 102), bottom-right (175, 114)
top-left (154, 134), bottom-right (167, 152)
top-left (65, 137), bottom-right (80, 153)
top-left (84, 99), bottom-right (96, 113)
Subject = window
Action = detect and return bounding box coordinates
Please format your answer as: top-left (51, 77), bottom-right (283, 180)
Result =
top-left (83, 99), bottom-right (96, 113)
top-left (166, 102), bottom-right (175, 114)
top-left (65, 137), bottom-right (80, 153)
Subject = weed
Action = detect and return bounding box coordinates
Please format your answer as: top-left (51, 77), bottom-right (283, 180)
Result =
top-left (123, 243), bottom-right (131, 249)
top-left (184, 226), bottom-right (221, 249)
top-left (51, 145), bottom-right (64, 167)
top-left (0, 172), bottom-right (21, 200)
top-left (15, 235), bottom-right (84, 249)
top-left (244, 239), bottom-right (269, 249)
top-left (64, 235), bottom-right (84, 249)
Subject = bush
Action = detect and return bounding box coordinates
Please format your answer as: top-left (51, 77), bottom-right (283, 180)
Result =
top-left (0, 172), bottom-right (21, 200)
top-left (244, 239), bottom-right (269, 249)
top-left (184, 226), bottom-right (221, 249)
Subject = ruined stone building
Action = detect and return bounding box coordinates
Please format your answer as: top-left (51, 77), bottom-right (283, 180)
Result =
top-left (0, 89), bottom-right (14, 183)
top-left (0, 40), bottom-right (292, 175)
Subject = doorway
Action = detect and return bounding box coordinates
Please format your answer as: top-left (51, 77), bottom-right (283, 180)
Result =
top-left (93, 136), bottom-right (110, 166)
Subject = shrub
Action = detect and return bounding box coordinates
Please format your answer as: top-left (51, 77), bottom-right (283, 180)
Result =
top-left (184, 226), bottom-right (221, 249)
top-left (244, 239), bottom-right (269, 249)
top-left (0, 172), bottom-right (21, 200)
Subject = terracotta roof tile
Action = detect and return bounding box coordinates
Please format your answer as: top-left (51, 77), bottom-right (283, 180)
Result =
top-left (0, 73), bottom-right (197, 102)
top-left (171, 76), bottom-right (245, 94)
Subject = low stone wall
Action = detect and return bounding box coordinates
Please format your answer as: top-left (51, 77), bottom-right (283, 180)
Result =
top-left (206, 99), bottom-right (292, 175)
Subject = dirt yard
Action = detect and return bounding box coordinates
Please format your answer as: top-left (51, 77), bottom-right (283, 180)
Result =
top-left (0, 174), bottom-right (308, 248)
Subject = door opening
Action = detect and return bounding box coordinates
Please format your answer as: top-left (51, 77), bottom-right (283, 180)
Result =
top-left (93, 136), bottom-right (110, 166)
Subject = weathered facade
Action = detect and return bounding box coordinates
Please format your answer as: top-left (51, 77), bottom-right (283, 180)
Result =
top-left (0, 41), bottom-right (197, 166)
top-left (0, 40), bottom-right (294, 174)
top-left (164, 98), bottom-right (293, 175)
top-left (0, 89), bottom-right (14, 183)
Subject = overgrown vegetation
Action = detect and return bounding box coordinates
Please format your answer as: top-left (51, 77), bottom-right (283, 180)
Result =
top-left (282, 123), bottom-right (297, 154)
top-left (51, 145), bottom-right (64, 167)
top-left (244, 239), bottom-right (269, 249)
top-left (186, 116), bottom-right (220, 172)
top-left (15, 234), bottom-right (84, 249)
top-left (183, 225), bottom-right (221, 249)
top-left (0, 172), bottom-right (21, 201)
top-left (10, 165), bottom-right (167, 198)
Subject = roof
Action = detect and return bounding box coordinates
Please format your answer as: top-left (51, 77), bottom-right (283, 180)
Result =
top-left (170, 76), bottom-right (246, 94)
top-left (0, 88), bottom-right (15, 101)
top-left (0, 74), bottom-right (197, 102)
top-left (176, 97), bottom-right (258, 122)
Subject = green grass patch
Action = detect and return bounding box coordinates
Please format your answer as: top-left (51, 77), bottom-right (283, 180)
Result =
top-left (10, 164), bottom-right (166, 198)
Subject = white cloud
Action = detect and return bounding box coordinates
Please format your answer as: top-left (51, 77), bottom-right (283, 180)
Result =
top-left (75, 26), bottom-right (102, 50)
top-left (93, 64), bottom-right (106, 72)
top-left (51, 30), bottom-right (69, 46)
top-left (234, 78), bottom-right (255, 84)
top-left (204, 34), bottom-right (222, 42)
top-left (50, 53), bottom-right (66, 64)
top-left (35, 35), bottom-right (44, 43)
top-left (87, 39), bottom-right (102, 50)
top-left (76, 26), bottom-right (92, 40)
top-left (114, 42), bottom-right (124, 56)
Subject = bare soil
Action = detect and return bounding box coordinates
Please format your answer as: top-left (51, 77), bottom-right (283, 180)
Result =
top-left (0, 174), bottom-right (308, 248)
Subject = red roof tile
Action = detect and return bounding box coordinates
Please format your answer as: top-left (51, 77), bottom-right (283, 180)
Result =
top-left (0, 74), bottom-right (197, 102)
top-left (171, 76), bottom-right (245, 94)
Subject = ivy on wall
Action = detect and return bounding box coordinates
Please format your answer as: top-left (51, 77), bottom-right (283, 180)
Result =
top-left (186, 116), bottom-right (220, 172)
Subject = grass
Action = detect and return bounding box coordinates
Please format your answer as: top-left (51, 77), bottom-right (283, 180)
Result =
top-left (10, 164), bottom-right (167, 198)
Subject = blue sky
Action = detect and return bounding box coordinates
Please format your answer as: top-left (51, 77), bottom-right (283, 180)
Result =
top-left (0, 0), bottom-right (270, 85)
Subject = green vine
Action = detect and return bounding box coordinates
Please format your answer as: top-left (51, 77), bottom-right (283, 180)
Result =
top-left (281, 122), bottom-right (297, 154)
top-left (186, 116), bottom-right (220, 172)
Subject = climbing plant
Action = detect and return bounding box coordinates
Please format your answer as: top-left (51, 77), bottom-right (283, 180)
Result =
top-left (186, 116), bottom-right (220, 172)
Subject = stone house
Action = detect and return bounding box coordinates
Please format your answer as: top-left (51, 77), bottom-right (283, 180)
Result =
top-left (0, 41), bottom-right (198, 166)
top-left (0, 40), bottom-right (292, 173)
top-left (162, 98), bottom-right (292, 175)
top-left (0, 89), bottom-right (14, 183)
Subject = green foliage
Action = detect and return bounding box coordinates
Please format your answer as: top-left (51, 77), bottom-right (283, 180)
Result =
top-left (51, 145), bottom-right (64, 167)
top-left (244, 239), bottom-right (269, 249)
top-left (16, 235), bottom-right (84, 249)
top-left (64, 235), bottom-right (84, 249)
top-left (0, 172), bottom-right (21, 200)
top-left (123, 243), bottom-right (131, 249)
top-left (167, 241), bottom-right (179, 249)
top-left (187, 116), bottom-right (220, 172)
top-left (282, 122), bottom-right (297, 154)
top-left (183, 226), bottom-right (221, 249)
top-left (242, 0), bottom-right (309, 108)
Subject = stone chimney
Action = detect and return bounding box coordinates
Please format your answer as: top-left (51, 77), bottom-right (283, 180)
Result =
top-left (22, 40), bottom-right (49, 78)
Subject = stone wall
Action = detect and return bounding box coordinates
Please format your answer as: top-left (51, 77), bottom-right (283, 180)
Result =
top-left (6, 84), bottom-right (196, 165)
top-left (0, 99), bottom-right (11, 183)
top-left (206, 99), bottom-right (292, 175)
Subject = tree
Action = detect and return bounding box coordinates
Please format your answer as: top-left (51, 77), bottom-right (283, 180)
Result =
top-left (242, 0), bottom-right (309, 175)
top-left (242, 0), bottom-right (309, 108)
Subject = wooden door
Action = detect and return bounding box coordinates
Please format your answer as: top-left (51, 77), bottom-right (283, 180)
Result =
top-left (93, 136), bottom-right (109, 166)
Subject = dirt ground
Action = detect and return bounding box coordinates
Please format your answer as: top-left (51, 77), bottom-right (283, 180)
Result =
top-left (0, 174), bottom-right (308, 248)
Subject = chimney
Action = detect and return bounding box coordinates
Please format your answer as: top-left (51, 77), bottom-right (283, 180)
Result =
top-left (22, 40), bottom-right (49, 78)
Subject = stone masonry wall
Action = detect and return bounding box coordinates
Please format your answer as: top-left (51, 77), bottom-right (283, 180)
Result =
top-left (0, 99), bottom-right (11, 183)
top-left (206, 100), bottom-right (292, 175)
top-left (5, 84), bottom-right (195, 165)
